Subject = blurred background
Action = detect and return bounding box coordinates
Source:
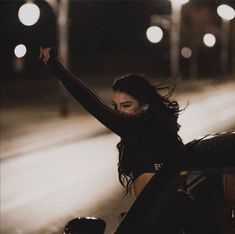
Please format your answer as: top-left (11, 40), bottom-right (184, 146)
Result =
top-left (1, 0), bottom-right (235, 234)
top-left (1, 0), bottom-right (235, 80)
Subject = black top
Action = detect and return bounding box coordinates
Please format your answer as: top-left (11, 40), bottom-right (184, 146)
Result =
top-left (47, 53), bottom-right (184, 179)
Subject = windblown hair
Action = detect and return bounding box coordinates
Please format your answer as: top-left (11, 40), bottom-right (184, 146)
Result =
top-left (113, 74), bottom-right (182, 194)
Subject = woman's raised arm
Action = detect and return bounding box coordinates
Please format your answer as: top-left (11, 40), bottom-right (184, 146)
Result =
top-left (40, 48), bottom-right (143, 137)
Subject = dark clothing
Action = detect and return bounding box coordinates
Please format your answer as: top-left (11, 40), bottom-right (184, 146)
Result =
top-left (47, 55), bottom-right (184, 179)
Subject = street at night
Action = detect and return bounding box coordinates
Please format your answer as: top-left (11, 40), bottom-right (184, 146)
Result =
top-left (1, 0), bottom-right (235, 234)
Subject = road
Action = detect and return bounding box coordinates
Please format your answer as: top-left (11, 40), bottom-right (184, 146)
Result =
top-left (1, 80), bottom-right (235, 234)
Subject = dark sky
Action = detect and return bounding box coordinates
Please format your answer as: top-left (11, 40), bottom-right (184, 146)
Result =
top-left (1, 0), bottom-right (235, 80)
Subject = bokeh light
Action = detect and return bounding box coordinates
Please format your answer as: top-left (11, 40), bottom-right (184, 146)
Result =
top-left (146, 26), bottom-right (163, 44)
top-left (217, 4), bottom-right (235, 21)
top-left (14, 44), bottom-right (27, 58)
top-left (18, 3), bottom-right (40, 26)
top-left (170, 0), bottom-right (189, 5)
top-left (203, 33), bottom-right (216, 47)
top-left (181, 47), bottom-right (192, 58)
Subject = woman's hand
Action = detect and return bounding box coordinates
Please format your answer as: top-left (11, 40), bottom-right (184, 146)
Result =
top-left (39, 47), bottom-right (51, 64)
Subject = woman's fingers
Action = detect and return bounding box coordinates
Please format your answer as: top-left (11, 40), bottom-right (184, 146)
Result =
top-left (39, 47), bottom-right (51, 64)
top-left (43, 53), bottom-right (50, 64)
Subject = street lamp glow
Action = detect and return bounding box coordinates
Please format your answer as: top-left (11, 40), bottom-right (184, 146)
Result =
top-left (146, 26), bottom-right (163, 44)
top-left (14, 44), bottom-right (27, 58)
top-left (181, 47), bottom-right (192, 58)
top-left (170, 0), bottom-right (189, 7)
top-left (18, 3), bottom-right (40, 26)
top-left (217, 4), bottom-right (235, 21)
top-left (203, 33), bottom-right (216, 47)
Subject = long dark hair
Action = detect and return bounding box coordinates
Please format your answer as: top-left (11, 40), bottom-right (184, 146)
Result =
top-left (113, 74), bottom-right (182, 194)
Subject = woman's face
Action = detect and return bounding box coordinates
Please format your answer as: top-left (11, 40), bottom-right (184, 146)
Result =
top-left (112, 91), bottom-right (148, 115)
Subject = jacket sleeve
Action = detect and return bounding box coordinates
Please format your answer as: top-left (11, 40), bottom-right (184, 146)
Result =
top-left (47, 53), bottom-right (142, 137)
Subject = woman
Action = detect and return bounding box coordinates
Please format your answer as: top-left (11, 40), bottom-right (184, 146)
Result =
top-left (39, 48), bottom-right (235, 233)
top-left (39, 47), bottom-right (184, 197)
